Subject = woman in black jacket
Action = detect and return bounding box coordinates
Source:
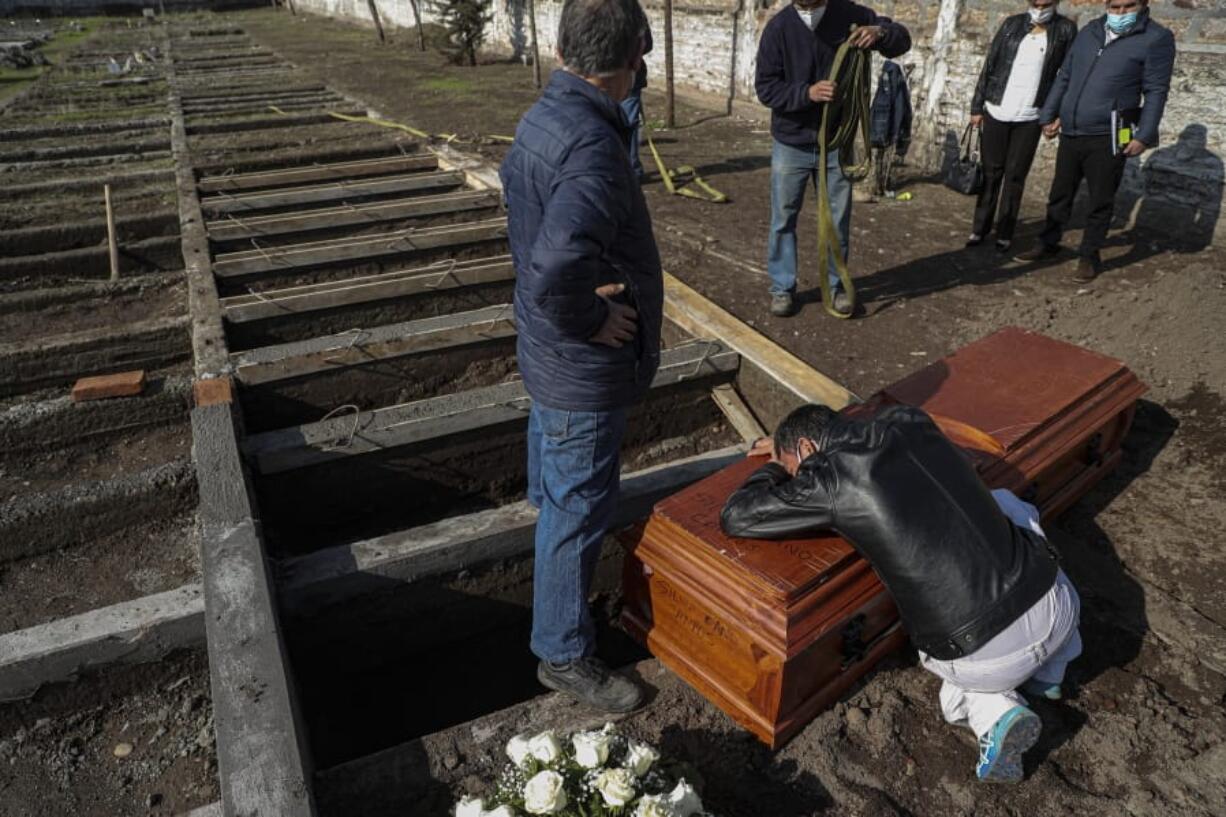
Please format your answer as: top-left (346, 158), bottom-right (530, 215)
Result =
top-left (967, 0), bottom-right (1076, 251)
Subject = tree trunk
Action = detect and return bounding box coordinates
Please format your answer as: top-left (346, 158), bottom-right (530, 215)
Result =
top-left (528, 0), bottom-right (542, 89)
top-left (366, 0), bottom-right (387, 44)
top-left (408, 0), bottom-right (426, 51)
top-left (664, 0), bottom-right (675, 128)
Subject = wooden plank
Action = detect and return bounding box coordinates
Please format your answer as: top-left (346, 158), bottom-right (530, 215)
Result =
top-left (212, 217), bottom-right (508, 278)
top-left (663, 271), bottom-right (859, 410)
top-left (185, 109), bottom-right (367, 136)
top-left (242, 340), bottom-right (739, 475)
top-left (206, 189), bottom-right (499, 241)
top-left (231, 303), bottom-right (517, 385)
top-left (199, 170), bottom-right (463, 214)
top-left (710, 383), bottom-right (766, 443)
top-left (221, 256), bottom-right (515, 323)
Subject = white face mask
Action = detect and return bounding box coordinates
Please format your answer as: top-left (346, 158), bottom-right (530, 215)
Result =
top-left (1029, 6), bottom-right (1055, 24)
top-left (796, 4), bottom-right (827, 30)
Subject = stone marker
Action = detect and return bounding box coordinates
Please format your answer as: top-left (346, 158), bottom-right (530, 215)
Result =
top-left (71, 370), bottom-right (146, 402)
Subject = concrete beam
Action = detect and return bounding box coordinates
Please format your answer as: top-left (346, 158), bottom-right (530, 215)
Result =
top-left (0, 314), bottom-right (191, 397)
top-left (220, 256), bottom-right (515, 324)
top-left (198, 154), bottom-right (436, 193)
top-left (0, 168), bottom-right (172, 200)
top-left (212, 217), bottom-right (508, 279)
top-left (0, 236), bottom-right (184, 282)
top-left (0, 117), bottom-right (169, 143)
top-left (167, 58), bottom-right (231, 380)
top-left (199, 171), bottom-right (465, 215)
top-left (192, 402), bottom-right (318, 817)
top-left (186, 110), bottom-right (367, 137)
top-left (0, 458), bottom-right (197, 563)
top-left (278, 445), bottom-right (744, 617)
top-left (0, 584), bottom-right (205, 703)
top-left (231, 303), bottom-right (517, 386)
top-left (206, 190), bottom-right (498, 242)
top-left (242, 340), bottom-right (738, 474)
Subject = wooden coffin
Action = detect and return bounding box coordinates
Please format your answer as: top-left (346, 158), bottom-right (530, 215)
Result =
top-left (620, 327), bottom-right (1146, 747)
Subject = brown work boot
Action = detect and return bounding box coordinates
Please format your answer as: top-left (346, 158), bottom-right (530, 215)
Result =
top-left (1013, 244), bottom-right (1060, 263)
top-left (1072, 256), bottom-right (1100, 283)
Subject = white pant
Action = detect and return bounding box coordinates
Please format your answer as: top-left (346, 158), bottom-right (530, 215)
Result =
top-left (918, 490), bottom-right (1082, 738)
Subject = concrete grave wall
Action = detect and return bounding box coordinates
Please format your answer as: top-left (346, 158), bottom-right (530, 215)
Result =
top-left (173, 0), bottom-right (1226, 243)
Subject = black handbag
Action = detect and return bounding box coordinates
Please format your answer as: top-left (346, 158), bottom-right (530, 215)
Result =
top-left (944, 123), bottom-right (984, 196)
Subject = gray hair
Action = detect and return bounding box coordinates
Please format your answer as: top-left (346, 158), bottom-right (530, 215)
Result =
top-left (557, 0), bottom-right (645, 78)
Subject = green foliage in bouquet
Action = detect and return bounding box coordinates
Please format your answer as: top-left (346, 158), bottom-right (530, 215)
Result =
top-left (453, 724), bottom-right (715, 817)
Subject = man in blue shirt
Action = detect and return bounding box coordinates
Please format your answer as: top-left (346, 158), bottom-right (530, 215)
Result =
top-left (1015, 0), bottom-right (1175, 282)
top-left (500, 0), bottom-right (660, 713)
top-left (756, 0), bottom-right (910, 318)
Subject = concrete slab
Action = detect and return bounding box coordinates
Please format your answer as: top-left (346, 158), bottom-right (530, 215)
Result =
top-left (0, 584), bottom-right (205, 702)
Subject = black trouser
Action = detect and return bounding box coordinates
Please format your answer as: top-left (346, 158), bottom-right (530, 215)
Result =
top-left (972, 113), bottom-right (1041, 242)
top-left (1039, 134), bottom-right (1126, 258)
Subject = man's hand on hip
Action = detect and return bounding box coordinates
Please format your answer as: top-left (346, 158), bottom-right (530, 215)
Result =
top-left (1042, 118), bottom-right (1061, 139)
top-left (809, 80), bottom-right (837, 103)
top-left (848, 26), bottom-right (883, 49)
top-left (591, 283), bottom-right (638, 348)
top-left (1122, 139), bottom-right (1147, 158)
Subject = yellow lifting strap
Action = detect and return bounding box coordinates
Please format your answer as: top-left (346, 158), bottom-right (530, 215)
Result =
top-left (816, 31), bottom-right (874, 318)
top-left (643, 122), bottom-right (728, 204)
top-left (266, 105), bottom-right (514, 144)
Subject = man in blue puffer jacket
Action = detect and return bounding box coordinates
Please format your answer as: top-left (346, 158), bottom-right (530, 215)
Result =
top-left (500, 0), bottom-right (660, 713)
top-left (1015, 0), bottom-right (1175, 282)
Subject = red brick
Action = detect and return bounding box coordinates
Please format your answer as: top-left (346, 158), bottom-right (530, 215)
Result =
top-left (71, 370), bottom-right (146, 402)
top-left (193, 376), bottom-right (234, 407)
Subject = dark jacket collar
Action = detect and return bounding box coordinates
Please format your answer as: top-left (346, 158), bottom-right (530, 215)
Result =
top-left (783, 0), bottom-right (849, 41)
top-left (544, 69), bottom-right (629, 133)
top-left (1091, 8), bottom-right (1152, 40)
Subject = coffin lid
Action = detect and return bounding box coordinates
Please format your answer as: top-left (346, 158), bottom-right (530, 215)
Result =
top-left (646, 326), bottom-right (1140, 606)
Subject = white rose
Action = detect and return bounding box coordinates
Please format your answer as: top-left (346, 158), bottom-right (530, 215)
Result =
top-left (633, 794), bottom-right (676, 817)
top-left (666, 779), bottom-right (703, 817)
top-left (484, 808), bottom-right (517, 817)
top-left (454, 796), bottom-right (485, 817)
top-left (595, 767), bottom-right (638, 807)
top-left (527, 731), bottom-right (563, 764)
top-left (506, 734), bottom-right (532, 768)
top-left (523, 769), bottom-right (568, 814)
top-left (623, 739), bottom-right (660, 777)
top-left (572, 730), bottom-right (611, 769)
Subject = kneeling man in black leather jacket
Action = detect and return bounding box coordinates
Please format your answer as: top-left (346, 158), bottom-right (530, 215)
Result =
top-left (721, 402), bottom-right (1081, 783)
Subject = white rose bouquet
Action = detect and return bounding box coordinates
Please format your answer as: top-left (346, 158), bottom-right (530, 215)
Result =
top-left (452, 724), bottom-right (717, 817)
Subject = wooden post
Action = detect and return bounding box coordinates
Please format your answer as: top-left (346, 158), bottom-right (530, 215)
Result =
top-left (366, 0), bottom-right (387, 44)
top-left (409, 0), bottom-right (425, 51)
top-left (528, 0), bottom-right (542, 88)
top-left (104, 184), bottom-right (120, 282)
top-left (287, 0), bottom-right (298, 16)
top-left (664, 0), bottom-right (675, 128)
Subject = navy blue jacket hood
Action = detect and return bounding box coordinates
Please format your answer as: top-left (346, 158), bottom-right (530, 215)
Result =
top-left (500, 70), bottom-right (663, 412)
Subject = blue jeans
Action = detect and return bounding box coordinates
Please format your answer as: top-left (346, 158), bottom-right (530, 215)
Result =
top-left (620, 90), bottom-right (644, 178)
top-left (527, 402), bottom-right (627, 663)
top-left (766, 139), bottom-right (851, 295)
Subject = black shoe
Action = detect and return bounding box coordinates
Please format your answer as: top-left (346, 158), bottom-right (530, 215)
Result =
top-left (995, 240), bottom-right (1012, 253)
top-left (1013, 244), bottom-right (1060, 263)
top-left (1072, 256), bottom-right (1101, 283)
top-left (966, 233), bottom-right (984, 247)
top-left (537, 657), bottom-right (645, 713)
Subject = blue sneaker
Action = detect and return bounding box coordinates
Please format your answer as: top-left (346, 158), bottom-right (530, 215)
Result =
top-left (1021, 678), bottom-right (1063, 701)
top-left (976, 706), bottom-right (1042, 783)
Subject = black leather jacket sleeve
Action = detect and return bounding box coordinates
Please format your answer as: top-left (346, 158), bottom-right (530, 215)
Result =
top-left (719, 460), bottom-right (836, 539)
top-left (971, 21), bottom-right (1009, 115)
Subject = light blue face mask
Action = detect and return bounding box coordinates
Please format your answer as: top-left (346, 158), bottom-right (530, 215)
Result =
top-left (1106, 11), bottom-right (1139, 34)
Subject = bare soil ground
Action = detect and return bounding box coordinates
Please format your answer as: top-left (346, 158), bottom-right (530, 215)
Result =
top-left (0, 650), bottom-right (217, 817)
top-left (234, 7), bottom-right (1226, 814)
top-left (139, 9), bottom-right (1226, 815)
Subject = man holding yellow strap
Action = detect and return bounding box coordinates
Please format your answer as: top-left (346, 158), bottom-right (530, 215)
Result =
top-left (755, 0), bottom-right (910, 318)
